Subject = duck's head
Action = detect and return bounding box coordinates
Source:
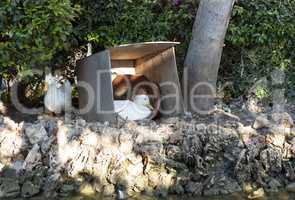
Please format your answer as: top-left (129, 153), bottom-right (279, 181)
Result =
top-left (133, 94), bottom-right (153, 110)
top-left (44, 74), bottom-right (57, 91)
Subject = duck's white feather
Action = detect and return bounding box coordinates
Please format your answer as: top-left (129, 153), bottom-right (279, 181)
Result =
top-left (44, 86), bottom-right (65, 114)
top-left (44, 74), bottom-right (71, 114)
top-left (114, 100), bottom-right (152, 121)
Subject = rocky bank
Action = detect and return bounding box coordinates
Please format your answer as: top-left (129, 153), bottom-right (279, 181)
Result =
top-left (0, 109), bottom-right (295, 199)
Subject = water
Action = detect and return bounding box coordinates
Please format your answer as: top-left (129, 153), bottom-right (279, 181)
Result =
top-left (28, 192), bottom-right (295, 200)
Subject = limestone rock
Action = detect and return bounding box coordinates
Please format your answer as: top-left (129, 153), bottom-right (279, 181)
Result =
top-left (103, 184), bottom-right (115, 196)
top-left (0, 178), bottom-right (20, 198)
top-left (286, 182), bottom-right (295, 192)
top-left (127, 161), bottom-right (143, 177)
top-left (260, 147), bottom-right (282, 173)
top-left (185, 182), bottom-right (203, 195)
top-left (134, 176), bottom-right (149, 192)
top-left (242, 183), bottom-right (254, 194)
top-left (0, 129), bottom-right (26, 158)
top-left (266, 133), bottom-right (285, 149)
top-left (135, 142), bottom-right (164, 164)
top-left (237, 125), bottom-right (257, 144)
top-left (23, 144), bottom-right (42, 170)
top-left (248, 188), bottom-right (265, 199)
top-left (271, 112), bottom-right (294, 128)
top-left (3, 116), bottom-right (19, 131)
top-left (59, 184), bottom-right (76, 196)
top-left (253, 115), bottom-right (270, 129)
top-left (119, 137), bottom-right (134, 155)
top-left (166, 145), bottom-right (182, 161)
top-left (154, 187), bottom-right (168, 198)
top-left (168, 133), bottom-right (184, 145)
top-left (25, 123), bottom-right (48, 145)
top-left (203, 176), bottom-right (241, 196)
top-left (81, 129), bottom-right (99, 147)
top-left (21, 181), bottom-right (40, 198)
top-left (169, 184), bottom-right (184, 195)
top-left (265, 178), bottom-right (281, 193)
top-left (79, 183), bottom-right (96, 196)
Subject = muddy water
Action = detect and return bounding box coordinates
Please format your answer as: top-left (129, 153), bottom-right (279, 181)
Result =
top-left (29, 192), bottom-right (295, 200)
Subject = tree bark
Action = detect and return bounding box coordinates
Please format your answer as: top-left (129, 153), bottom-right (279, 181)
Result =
top-left (184, 0), bottom-right (235, 114)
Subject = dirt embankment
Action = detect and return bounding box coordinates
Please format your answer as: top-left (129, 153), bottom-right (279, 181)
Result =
top-left (0, 108), bottom-right (295, 199)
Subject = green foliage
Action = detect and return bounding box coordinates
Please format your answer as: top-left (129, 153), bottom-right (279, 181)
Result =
top-left (73, 0), bottom-right (196, 48)
top-left (2, 0), bottom-right (295, 105)
top-left (220, 0), bottom-right (295, 99)
top-left (0, 0), bottom-right (79, 74)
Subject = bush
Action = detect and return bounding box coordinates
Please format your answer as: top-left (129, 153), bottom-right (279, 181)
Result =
top-left (219, 0), bottom-right (295, 100)
top-left (0, 0), bottom-right (79, 74)
top-left (2, 0), bottom-right (294, 106)
top-left (73, 0), bottom-right (196, 52)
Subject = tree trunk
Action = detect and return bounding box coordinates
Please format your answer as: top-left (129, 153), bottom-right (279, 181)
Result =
top-left (184, 0), bottom-right (235, 114)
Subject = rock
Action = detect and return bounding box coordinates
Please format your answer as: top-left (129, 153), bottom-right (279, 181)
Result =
top-left (40, 135), bottom-right (54, 154)
top-left (135, 127), bottom-right (164, 143)
top-left (164, 159), bottom-right (188, 171)
top-left (168, 133), bottom-right (184, 145)
top-left (147, 168), bottom-right (174, 189)
top-left (42, 119), bottom-right (58, 136)
top-left (242, 183), bottom-right (254, 194)
top-left (21, 181), bottom-right (40, 198)
top-left (1, 109), bottom-right (295, 199)
top-left (286, 182), bottom-right (295, 192)
top-left (116, 187), bottom-right (127, 200)
top-left (248, 188), bottom-right (265, 199)
top-left (166, 145), bottom-right (182, 161)
top-left (213, 109), bottom-right (240, 124)
top-left (260, 147), bottom-right (282, 173)
top-left (135, 142), bottom-right (164, 164)
top-left (25, 123), bottom-right (48, 145)
top-left (159, 172), bottom-right (174, 187)
top-left (271, 112), bottom-right (294, 128)
top-left (237, 125), bottom-right (257, 144)
top-left (43, 177), bottom-right (59, 198)
top-left (79, 183), bottom-right (96, 196)
top-left (1, 167), bottom-right (18, 178)
top-left (0, 178), bottom-right (20, 198)
top-left (103, 184), bottom-right (115, 196)
top-left (266, 178), bottom-right (281, 193)
top-left (154, 187), bottom-right (168, 198)
top-left (3, 116), bottom-right (19, 131)
top-left (11, 160), bottom-right (24, 173)
top-left (126, 161), bottom-right (143, 177)
top-left (81, 129), bottom-right (99, 147)
top-left (185, 182), bottom-right (203, 196)
top-left (283, 161), bottom-right (295, 181)
top-left (23, 144), bottom-right (42, 170)
top-left (195, 123), bottom-right (207, 132)
top-left (76, 118), bottom-right (87, 127)
top-left (203, 176), bottom-right (241, 196)
top-left (265, 133), bottom-right (285, 149)
top-left (134, 176), bottom-right (149, 192)
top-left (0, 129), bottom-right (26, 158)
top-left (253, 115), bottom-right (270, 129)
top-left (0, 163), bottom-right (4, 171)
top-left (119, 140), bottom-right (134, 155)
top-left (169, 184), bottom-right (184, 195)
top-left (60, 184), bottom-right (76, 195)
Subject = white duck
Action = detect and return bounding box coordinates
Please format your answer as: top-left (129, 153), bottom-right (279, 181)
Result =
top-left (44, 74), bottom-right (72, 114)
top-left (114, 94), bottom-right (153, 121)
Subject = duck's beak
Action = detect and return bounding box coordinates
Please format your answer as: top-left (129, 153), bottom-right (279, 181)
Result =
top-left (146, 104), bottom-right (154, 110)
top-left (44, 83), bottom-right (48, 92)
